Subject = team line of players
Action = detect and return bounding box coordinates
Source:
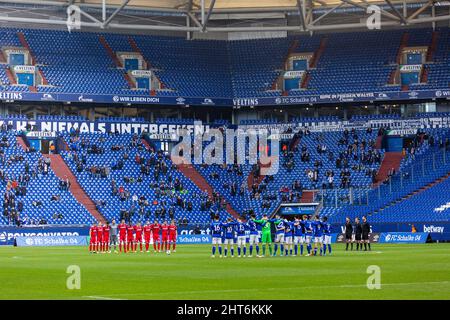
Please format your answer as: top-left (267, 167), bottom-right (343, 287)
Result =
top-left (210, 214), bottom-right (332, 258)
top-left (89, 219), bottom-right (178, 254)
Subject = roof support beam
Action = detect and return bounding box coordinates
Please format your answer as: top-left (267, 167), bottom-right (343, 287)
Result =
top-left (296, 0), bottom-right (307, 31)
top-left (186, 12), bottom-right (203, 29)
top-left (310, 2), bottom-right (344, 25)
top-left (202, 0), bottom-right (216, 32)
top-left (341, 0), bottom-right (401, 21)
top-left (407, 0), bottom-right (433, 20)
top-left (384, 0), bottom-right (408, 24)
top-left (102, 0), bottom-right (130, 28)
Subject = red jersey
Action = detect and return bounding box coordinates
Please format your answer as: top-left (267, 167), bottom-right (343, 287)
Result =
top-left (127, 225), bottom-right (135, 238)
top-left (151, 223), bottom-right (161, 237)
top-left (134, 225), bottom-right (143, 240)
top-left (168, 224), bottom-right (177, 235)
top-left (143, 225), bottom-right (152, 237)
top-left (103, 226), bottom-right (110, 240)
top-left (97, 226), bottom-right (103, 238)
top-left (118, 223), bottom-right (127, 236)
top-left (161, 224), bottom-right (169, 236)
top-left (89, 226), bottom-right (98, 239)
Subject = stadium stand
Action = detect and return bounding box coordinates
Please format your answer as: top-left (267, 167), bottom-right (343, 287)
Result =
top-left (1, 27), bottom-right (449, 98)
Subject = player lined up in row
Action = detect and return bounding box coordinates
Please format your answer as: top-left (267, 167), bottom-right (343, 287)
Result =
top-left (210, 214), bottom-right (332, 258)
top-left (88, 219), bottom-right (177, 254)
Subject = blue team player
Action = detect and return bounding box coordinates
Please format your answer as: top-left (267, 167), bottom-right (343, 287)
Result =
top-left (312, 216), bottom-right (324, 256)
top-left (284, 220), bottom-right (294, 256)
top-left (271, 215), bottom-right (285, 256)
top-left (236, 217), bottom-right (248, 258)
top-left (293, 216), bottom-right (305, 256)
top-left (303, 215), bottom-right (314, 256)
top-left (247, 214), bottom-right (260, 257)
top-left (322, 216), bottom-right (332, 255)
top-left (223, 218), bottom-right (237, 258)
top-left (210, 215), bottom-right (223, 258)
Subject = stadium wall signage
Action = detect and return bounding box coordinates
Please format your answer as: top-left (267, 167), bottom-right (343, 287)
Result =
top-left (0, 226), bottom-right (89, 246)
top-left (378, 232), bottom-right (428, 243)
top-left (174, 235), bottom-right (212, 244)
top-left (0, 119), bottom-right (210, 135)
top-left (2, 88), bottom-right (450, 107)
top-left (15, 235), bottom-right (87, 247)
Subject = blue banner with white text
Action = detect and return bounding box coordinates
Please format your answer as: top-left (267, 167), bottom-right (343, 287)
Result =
top-left (15, 235), bottom-right (88, 247)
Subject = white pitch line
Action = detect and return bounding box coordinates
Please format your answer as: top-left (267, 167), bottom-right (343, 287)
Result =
top-left (83, 295), bottom-right (127, 300)
top-left (82, 281), bottom-right (450, 298)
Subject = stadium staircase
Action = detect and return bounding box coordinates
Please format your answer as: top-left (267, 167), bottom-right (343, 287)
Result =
top-left (309, 37), bottom-right (327, 69)
top-left (371, 171), bottom-right (450, 216)
top-left (420, 66), bottom-right (428, 83)
top-left (17, 32), bottom-right (36, 65)
top-left (128, 36), bottom-right (165, 91)
top-left (141, 138), bottom-right (152, 150)
top-left (47, 154), bottom-right (106, 223)
top-left (300, 72), bottom-right (310, 89)
top-left (426, 31), bottom-right (439, 62)
top-left (177, 164), bottom-right (240, 219)
top-left (375, 135), bottom-right (383, 149)
top-left (16, 32), bottom-right (49, 87)
top-left (270, 40), bottom-right (299, 91)
top-left (99, 35), bottom-right (135, 89)
top-left (0, 50), bottom-right (6, 63)
top-left (300, 190), bottom-right (315, 203)
top-left (16, 136), bottom-right (28, 150)
top-left (5, 66), bottom-right (16, 84)
top-left (396, 32), bottom-right (409, 64)
top-left (388, 32), bottom-right (409, 86)
top-left (374, 151), bottom-right (404, 186)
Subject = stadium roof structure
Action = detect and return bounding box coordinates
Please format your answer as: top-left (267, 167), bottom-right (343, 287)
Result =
top-left (0, 0), bottom-right (449, 34)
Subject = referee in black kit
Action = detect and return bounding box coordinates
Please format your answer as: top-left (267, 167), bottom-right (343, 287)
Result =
top-left (354, 217), bottom-right (363, 250)
top-left (362, 216), bottom-right (371, 251)
top-left (344, 217), bottom-right (353, 251)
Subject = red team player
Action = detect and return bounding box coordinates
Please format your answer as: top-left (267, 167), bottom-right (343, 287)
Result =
top-left (103, 222), bottom-right (110, 253)
top-left (118, 219), bottom-right (128, 253)
top-left (89, 223), bottom-right (98, 253)
top-left (161, 221), bottom-right (170, 252)
top-left (143, 221), bottom-right (152, 252)
top-left (168, 220), bottom-right (178, 253)
top-left (89, 219), bottom-right (177, 255)
top-left (134, 222), bottom-right (144, 252)
top-left (151, 220), bottom-right (161, 252)
top-left (96, 222), bottom-right (103, 252)
top-left (126, 223), bottom-right (135, 252)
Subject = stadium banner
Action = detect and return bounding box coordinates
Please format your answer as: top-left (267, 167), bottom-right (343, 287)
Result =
top-left (0, 119), bottom-right (210, 135)
top-left (177, 234), bottom-right (212, 244)
top-left (2, 88), bottom-right (450, 107)
top-left (378, 232), bottom-right (428, 243)
top-left (0, 226), bottom-right (89, 246)
top-left (0, 91), bottom-right (231, 107)
top-left (15, 235), bottom-right (88, 247)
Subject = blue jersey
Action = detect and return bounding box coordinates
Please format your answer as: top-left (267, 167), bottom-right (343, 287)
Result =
top-left (223, 222), bottom-right (236, 239)
top-left (210, 221), bottom-right (223, 237)
top-left (313, 221), bottom-right (324, 237)
top-left (247, 220), bottom-right (259, 235)
top-left (322, 221), bottom-right (332, 235)
top-left (236, 222), bottom-right (247, 237)
top-left (294, 221), bottom-right (304, 236)
top-left (284, 221), bottom-right (294, 237)
top-left (271, 219), bottom-right (285, 234)
top-left (304, 220), bottom-right (314, 235)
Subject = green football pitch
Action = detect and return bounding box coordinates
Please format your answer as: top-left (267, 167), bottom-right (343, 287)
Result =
top-left (0, 243), bottom-right (449, 300)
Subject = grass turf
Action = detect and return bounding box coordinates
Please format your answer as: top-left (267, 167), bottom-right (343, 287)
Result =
top-left (0, 243), bottom-right (449, 300)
